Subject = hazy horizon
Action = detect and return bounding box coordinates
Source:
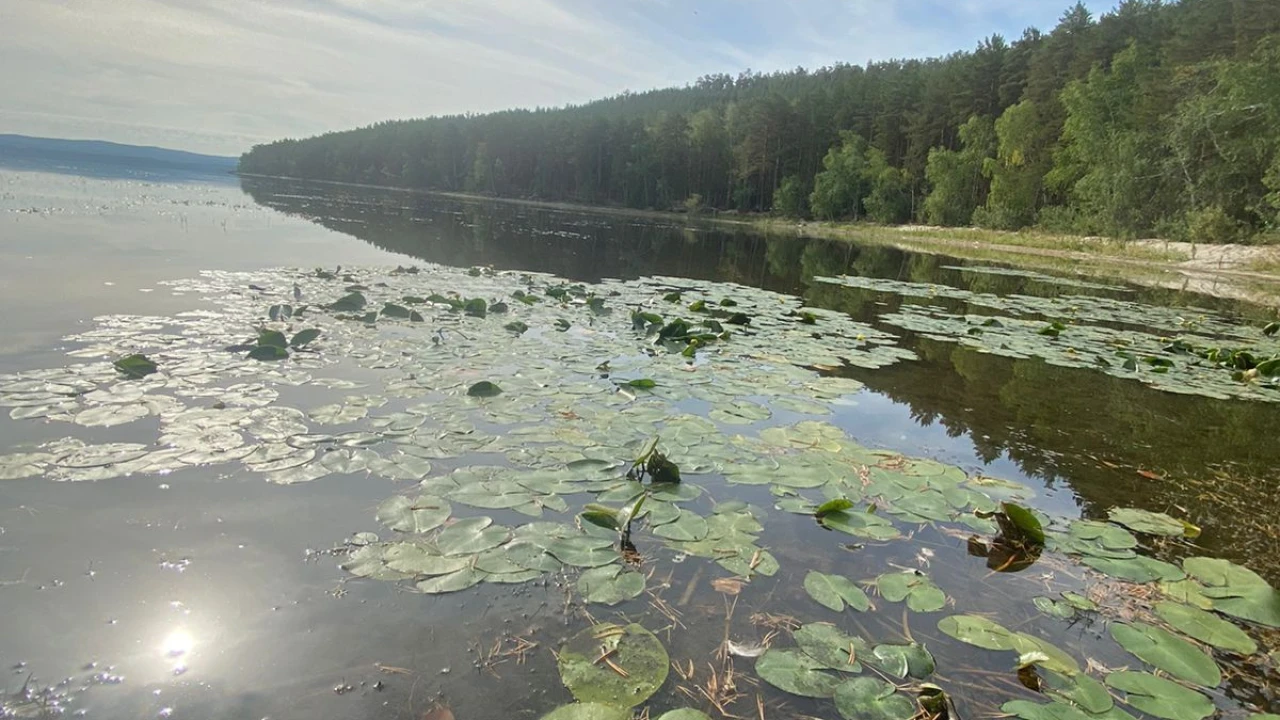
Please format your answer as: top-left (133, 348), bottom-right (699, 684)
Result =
top-left (1, 1), bottom-right (1106, 156)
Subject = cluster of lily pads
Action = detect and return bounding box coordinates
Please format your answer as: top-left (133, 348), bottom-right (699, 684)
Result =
top-left (814, 274), bottom-right (1280, 402)
top-left (0, 262), bottom-right (1277, 720)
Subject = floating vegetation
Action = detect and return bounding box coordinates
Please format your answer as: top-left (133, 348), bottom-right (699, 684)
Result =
top-left (1, 262), bottom-right (1278, 719)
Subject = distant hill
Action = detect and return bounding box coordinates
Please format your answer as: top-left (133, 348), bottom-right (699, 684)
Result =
top-left (0, 134), bottom-right (238, 181)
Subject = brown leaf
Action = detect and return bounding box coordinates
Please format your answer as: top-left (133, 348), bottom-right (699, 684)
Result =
top-left (712, 577), bottom-right (744, 595)
top-left (1136, 469), bottom-right (1163, 480)
top-left (422, 703), bottom-right (456, 720)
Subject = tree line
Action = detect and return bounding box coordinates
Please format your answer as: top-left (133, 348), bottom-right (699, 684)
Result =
top-left (239, 0), bottom-right (1280, 243)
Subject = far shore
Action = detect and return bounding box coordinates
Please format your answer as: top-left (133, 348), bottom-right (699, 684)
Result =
top-left (236, 173), bottom-right (1280, 306)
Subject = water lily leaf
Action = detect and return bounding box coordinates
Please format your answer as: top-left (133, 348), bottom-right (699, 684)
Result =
top-left (834, 677), bottom-right (916, 720)
top-left (793, 622), bottom-right (867, 672)
top-left (248, 344), bottom-right (289, 361)
top-left (871, 644), bottom-right (935, 679)
top-left (1002, 701), bottom-right (1093, 720)
top-left (1034, 596), bottom-right (1076, 620)
top-left (113, 354), bottom-right (158, 378)
top-left (716, 547), bottom-right (778, 578)
top-left (416, 567), bottom-right (487, 594)
top-left (1109, 622), bottom-right (1221, 687)
top-left (290, 328), bottom-right (321, 347)
top-left (804, 571), bottom-right (871, 612)
top-left (467, 381), bottom-right (503, 398)
top-left (341, 544), bottom-right (408, 581)
top-left (538, 704), bottom-right (628, 720)
top-left (652, 510), bottom-right (709, 542)
top-left (1083, 555), bottom-right (1185, 583)
top-left (1042, 670), bottom-right (1113, 714)
top-left (329, 291), bottom-right (366, 312)
top-left (435, 517), bottom-right (511, 556)
top-left (754, 649), bottom-right (842, 698)
top-left (937, 615), bottom-right (1078, 675)
top-left (557, 623), bottom-right (668, 707)
top-left (1154, 600), bottom-right (1257, 654)
top-left (577, 565), bottom-right (645, 605)
top-left (383, 543), bottom-right (471, 576)
top-left (1107, 508), bottom-right (1191, 537)
top-left (503, 541), bottom-right (563, 572)
top-left (656, 711), bottom-right (713, 720)
top-left (1105, 671), bottom-right (1214, 720)
top-left (1183, 556), bottom-right (1280, 627)
top-left (820, 510), bottom-right (900, 540)
top-left (1001, 502), bottom-right (1046, 544)
top-left (547, 537), bottom-right (622, 568)
top-left (872, 571), bottom-right (946, 612)
top-left (376, 494), bottom-right (451, 534)
top-left (815, 498), bottom-right (855, 518)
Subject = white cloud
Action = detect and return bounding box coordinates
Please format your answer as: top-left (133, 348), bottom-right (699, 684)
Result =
top-left (0, 0), bottom-right (1103, 155)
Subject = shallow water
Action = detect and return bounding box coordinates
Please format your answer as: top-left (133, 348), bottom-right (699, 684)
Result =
top-left (0, 170), bottom-right (1276, 720)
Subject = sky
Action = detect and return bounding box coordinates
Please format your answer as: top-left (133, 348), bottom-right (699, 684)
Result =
top-left (0, 0), bottom-right (1105, 157)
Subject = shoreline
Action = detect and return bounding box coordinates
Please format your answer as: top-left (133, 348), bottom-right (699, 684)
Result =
top-left (237, 173), bottom-right (1280, 305)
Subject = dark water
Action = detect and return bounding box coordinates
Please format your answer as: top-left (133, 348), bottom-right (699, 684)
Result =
top-left (1, 170), bottom-right (1276, 719)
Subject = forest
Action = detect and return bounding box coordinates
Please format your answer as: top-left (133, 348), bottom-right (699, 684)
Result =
top-left (238, 0), bottom-right (1280, 243)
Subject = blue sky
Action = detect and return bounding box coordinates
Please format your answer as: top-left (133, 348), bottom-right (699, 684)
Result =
top-left (0, 1), bottom-right (1106, 156)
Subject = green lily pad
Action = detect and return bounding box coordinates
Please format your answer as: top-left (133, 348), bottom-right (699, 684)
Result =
top-left (1108, 508), bottom-right (1192, 537)
top-left (1154, 600), bottom-right (1257, 654)
top-left (383, 543), bottom-right (471, 576)
top-left (1083, 555), bottom-right (1185, 583)
top-left (1183, 556), bottom-right (1280, 627)
top-left (577, 565), bottom-right (645, 606)
top-left (754, 649), bottom-right (842, 698)
top-left (870, 643), bottom-right (935, 679)
top-left (820, 510), bottom-right (900, 540)
top-left (557, 623), bottom-right (669, 708)
top-left (1042, 670), bottom-right (1114, 714)
top-left (548, 536), bottom-right (622, 568)
top-left (1109, 622), bottom-right (1221, 688)
top-left (652, 510), bottom-right (709, 542)
top-left (834, 677), bottom-right (916, 720)
top-left (416, 567), bottom-right (487, 594)
top-left (1105, 671), bottom-right (1214, 720)
top-left (793, 622), bottom-right (866, 672)
top-left (435, 517), bottom-right (511, 556)
top-left (872, 571), bottom-right (946, 612)
top-left (804, 571), bottom-right (871, 612)
top-left (467, 381), bottom-right (503, 398)
top-left (937, 615), bottom-right (1078, 675)
top-left (113, 354), bottom-right (158, 379)
top-left (1002, 701), bottom-right (1093, 720)
top-left (538, 704), bottom-right (629, 720)
top-left (655, 710), bottom-right (713, 720)
top-left (1034, 596), bottom-right (1076, 620)
top-left (376, 494), bottom-right (451, 534)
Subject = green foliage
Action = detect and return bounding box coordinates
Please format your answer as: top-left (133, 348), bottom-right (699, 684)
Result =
top-left (924, 115), bottom-right (995, 226)
top-left (239, 6), bottom-right (1280, 240)
top-left (774, 175), bottom-right (809, 218)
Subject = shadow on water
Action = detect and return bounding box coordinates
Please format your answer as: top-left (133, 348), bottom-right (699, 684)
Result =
top-left (243, 176), bottom-right (1280, 584)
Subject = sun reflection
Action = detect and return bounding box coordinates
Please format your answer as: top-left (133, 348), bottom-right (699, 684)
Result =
top-left (161, 629), bottom-right (194, 658)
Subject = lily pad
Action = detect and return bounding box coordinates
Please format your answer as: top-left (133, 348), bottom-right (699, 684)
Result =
top-left (557, 623), bottom-right (669, 708)
top-left (467, 381), bottom-right (503, 398)
top-left (1154, 600), bottom-right (1257, 654)
top-left (1002, 701), bottom-right (1093, 720)
top-left (538, 704), bottom-right (629, 720)
top-left (577, 565), bottom-right (645, 606)
top-left (804, 570), bottom-right (871, 613)
top-left (870, 643), bottom-right (935, 679)
top-left (1104, 671), bottom-right (1214, 720)
top-left (1083, 555), bottom-right (1185, 583)
top-left (1183, 556), bottom-right (1280, 627)
top-left (872, 571), bottom-right (946, 612)
top-left (793, 622), bottom-right (867, 672)
top-left (1107, 508), bottom-right (1193, 537)
top-left (655, 711), bottom-right (713, 720)
top-left (754, 649), bottom-right (842, 698)
top-left (113, 354), bottom-right (158, 378)
top-left (376, 494), bottom-right (451, 534)
top-left (416, 567), bottom-right (487, 594)
top-left (435, 517), bottom-right (511, 556)
top-left (834, 677), bottom-right (916, 720)
top-left (1109, 622), bottom-right (1221, 688)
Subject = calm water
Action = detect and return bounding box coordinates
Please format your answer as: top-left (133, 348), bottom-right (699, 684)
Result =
top-left (1, 169), bottom-right (1276, 719)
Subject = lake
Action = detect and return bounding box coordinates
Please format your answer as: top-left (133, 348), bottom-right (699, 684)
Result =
top-left (1, 167), bottom-right (1277, 720)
